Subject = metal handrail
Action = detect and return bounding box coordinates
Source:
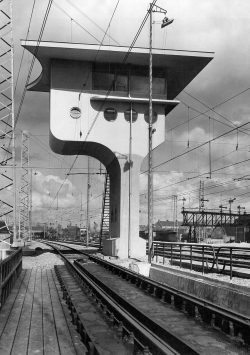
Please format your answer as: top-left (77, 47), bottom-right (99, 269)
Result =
top-left (152, 241), bottom-right (250, 280)
top-left (0, 248), bottom-right (22, 308)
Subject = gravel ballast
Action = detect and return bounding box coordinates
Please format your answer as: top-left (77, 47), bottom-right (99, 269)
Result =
top-left (22, 252), bottom-right (64, 269)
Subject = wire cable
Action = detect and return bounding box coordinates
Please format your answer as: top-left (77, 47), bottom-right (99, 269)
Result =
top-left (141, 122), bottom-right (249, 174)
top-left (64, 0), bottom-right (120, 45)
top-left (15, 0), bottom-right (53, 128)
top-left (169, 87), bottom-right (250, 134)
top-left (53, 2), bottom-right (102, 44)
top-left (14, 0), bottom-right (37, 94)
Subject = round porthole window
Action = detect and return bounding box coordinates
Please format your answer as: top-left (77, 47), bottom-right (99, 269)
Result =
top-left (144, 110), bottom-right (157, 124)
top-left (70, 107), bottom-right (81, 119)
top-left (104, 107), bottom-right (117, 122)
top-left (124, 108), bottom-right (138, 123)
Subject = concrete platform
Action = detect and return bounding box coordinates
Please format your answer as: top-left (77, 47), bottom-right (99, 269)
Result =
top-left (150, 263), bottom-right (250, 318)
top-left (0, 268), bottom-right (86, 354)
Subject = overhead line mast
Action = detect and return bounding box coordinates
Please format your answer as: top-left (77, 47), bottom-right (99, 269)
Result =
top-left (148, 2), bottom-right (173, 263)
top-left (0, 0), bottom-right (17, 242)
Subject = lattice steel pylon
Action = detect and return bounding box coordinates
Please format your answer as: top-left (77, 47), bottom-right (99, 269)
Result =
top-left (0, 0), bottom-right (16, 242)
top-left (19, 131), bottom-right (31, 243)
top-left (172, 195), bottom-right (177, 231)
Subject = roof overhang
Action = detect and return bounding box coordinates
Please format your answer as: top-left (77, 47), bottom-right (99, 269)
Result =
top-left (21, 41), bottom-right (214, 96)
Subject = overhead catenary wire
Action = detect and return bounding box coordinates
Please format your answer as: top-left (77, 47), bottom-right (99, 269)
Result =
top-left (169, 87), bottom-right (250, 135)
top-left (141, 121), bottom-right (249, 174)
top-left (150, 156), bottom-right (250, 195)
top-left (183, 90), bottom-right (240, 129)
top-left (15, 0), bottom-right (53, 128)
top-left (63, 0), bottom-right (120, 45)
top-left (14, 0), bottom-right (37, 94)
top-left (53, 2), bottom-right (102, 44)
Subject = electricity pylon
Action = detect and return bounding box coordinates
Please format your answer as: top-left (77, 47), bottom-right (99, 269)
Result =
top-left (19, 131), bottom-right (31, 243)
top-left (0, 0), bottom-right (17, 242)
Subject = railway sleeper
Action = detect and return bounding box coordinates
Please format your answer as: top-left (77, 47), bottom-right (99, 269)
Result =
top-left (55, 264), bottom-right (146, 355)
top-left (72, 261), bottom-right (206, 355)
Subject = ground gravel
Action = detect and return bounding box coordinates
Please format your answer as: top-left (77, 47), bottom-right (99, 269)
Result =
top-left (22, 252), bottom-right (64, 269)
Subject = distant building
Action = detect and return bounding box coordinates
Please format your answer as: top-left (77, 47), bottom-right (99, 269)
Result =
top-left (32, 225), bottom-right (45, 239)
top-left (211, 225), bottom-right (247, 243)
top-left (63, 224), bottom-right (80, 240)
top-left (139, 220), bottom-right (189, 242)
top-left (154, 220), bottom-right (188, 236)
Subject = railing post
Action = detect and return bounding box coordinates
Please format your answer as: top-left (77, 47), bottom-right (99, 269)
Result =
top-left (202, 245), bottom-right (205, 275)
top-left (156, 243), bottom-right (158, 263)
top-left (0, 262), bottom-right (2, 308)
top-left (180, 244), bottom-right (182, 268)
top-left (230, 248), bottom-right (233, 280)
top-left (163, 243), bottom-right (165, 265)
top-left (190, 245), bottom-right (192, 271)
top-left (171, 244), bottom-right (173, 265)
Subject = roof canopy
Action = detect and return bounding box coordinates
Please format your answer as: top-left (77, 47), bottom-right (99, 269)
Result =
top-left (22, 41), bottom-right (214, 98)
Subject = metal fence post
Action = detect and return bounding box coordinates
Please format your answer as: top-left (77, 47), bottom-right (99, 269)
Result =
top-left (230, 248), bottom-right (233, 280)
top-left (0, 262), bottom-right (2, 308)
top-left (202, 246), bottom-right (205, 275)
top-left (190, 245), bottom-right (192, 271)
top-left (163, 243), bottom-right (165, 265)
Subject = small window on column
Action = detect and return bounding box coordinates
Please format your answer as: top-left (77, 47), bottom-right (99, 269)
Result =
top-left (124, 108), bottom-right (138, 122)
top-left (144, 110), bottom-right (157, 123)
top-left (104, 107), bottom-right (118, 122)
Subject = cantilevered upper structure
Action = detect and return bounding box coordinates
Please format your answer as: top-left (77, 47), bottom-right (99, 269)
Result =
top-left (22, 41), bottom-right (214, 258)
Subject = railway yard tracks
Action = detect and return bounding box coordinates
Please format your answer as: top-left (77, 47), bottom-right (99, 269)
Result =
top-left (44, 241), bottom-right (250, 354)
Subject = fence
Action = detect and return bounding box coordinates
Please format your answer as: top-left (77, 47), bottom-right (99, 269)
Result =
top-left (0, 248), bottom-right (22, 308)
top-left (152, 241), bottom-right (250, 280)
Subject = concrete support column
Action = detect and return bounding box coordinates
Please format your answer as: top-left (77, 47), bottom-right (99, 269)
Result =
top-left (106, 155), bottom-right (146, 259)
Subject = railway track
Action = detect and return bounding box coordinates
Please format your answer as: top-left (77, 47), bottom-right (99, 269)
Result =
top-left (42, 241), bottom-right (250, 354)
top-left (50, 239), bottom-right (250, 278)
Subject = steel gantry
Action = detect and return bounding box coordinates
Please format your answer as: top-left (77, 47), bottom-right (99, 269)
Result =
top-left (182, 209), bottom-right (242, 227)
top-left (0, 0), bottom-right (16, 240)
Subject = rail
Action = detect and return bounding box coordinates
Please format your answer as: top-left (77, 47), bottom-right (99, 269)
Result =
top-left (0, 248), bottom-right (22, 308)
top-left (152, 241), bottom-right (250, 280)
top-left (48, 242), bottom-right (196, 354)
top-left (47, 241), bottom-right (250, 348)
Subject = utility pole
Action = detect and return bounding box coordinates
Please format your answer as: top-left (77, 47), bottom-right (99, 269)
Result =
top-left (172, 195), bottom-right (177, 231)
top-left (29, 168), bottom-right (32, 242)
top-left (128, 103), bottom-right (133, 258)
top-left (148, 3), bottom-right (173, 263)
top-left (86, 157), bottom-right (90, 247)
top-left (228, 197), bottom-right (236, 224)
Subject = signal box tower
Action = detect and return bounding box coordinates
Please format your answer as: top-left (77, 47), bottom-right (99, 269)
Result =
top-left (22, 41), bottom-right (213, 258)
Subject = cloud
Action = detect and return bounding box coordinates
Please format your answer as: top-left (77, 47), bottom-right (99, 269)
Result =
top-left (32, 171), bottom-right (76, 211)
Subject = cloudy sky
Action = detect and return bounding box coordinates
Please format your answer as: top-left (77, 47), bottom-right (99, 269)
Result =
top-left (12, 0), bottom-right (250, 227)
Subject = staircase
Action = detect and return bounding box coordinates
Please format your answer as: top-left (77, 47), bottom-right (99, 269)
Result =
top-left (100, 174), bottom-right (110, 248)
